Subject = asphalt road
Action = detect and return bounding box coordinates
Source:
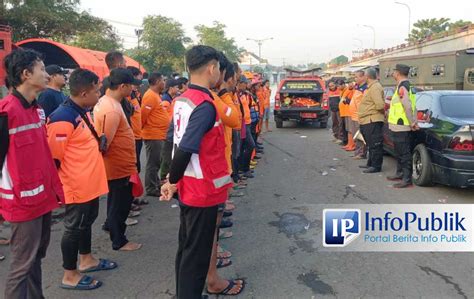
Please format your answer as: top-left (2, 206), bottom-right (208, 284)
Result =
top-left (1, 120), bottom-right (473, 299)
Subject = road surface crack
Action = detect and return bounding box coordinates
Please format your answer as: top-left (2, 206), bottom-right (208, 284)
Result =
top-left (417, 265), bottom-right (467, 299)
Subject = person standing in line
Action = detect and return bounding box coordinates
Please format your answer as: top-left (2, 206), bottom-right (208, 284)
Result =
top-left (161, 45), bottom-right (244, 298)
top-left (0, 48), bottom-right (64, 299)
top-left (387, 64), bottom-right (419, 188)
top-left (358, 68), bottom-right (386, 174)
top-left (37, 64), bottom-right (68, 118)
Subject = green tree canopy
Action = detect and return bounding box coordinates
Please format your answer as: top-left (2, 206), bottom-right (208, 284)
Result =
top-left (194, 21), bottom-right (243, 62)
top-left (71, 13), bottom-right (122, 52)
top-left (329, 55), bottom-right (348, 66)
top-left (407, 18), bottom-right (472, 42)
top-left (1, 0), bottom-right (123, 51)
top-left (127, 15), bottom-right (190, 74)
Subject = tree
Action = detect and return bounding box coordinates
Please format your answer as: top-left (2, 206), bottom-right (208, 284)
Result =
top-left (1, 0), bottom-right (83, 42)
top-left (329, 55), bottom-right (348, 66)
top-left (194, 21), bottom-right (243, 62)
top-left (71, 13), bottom-right (122, 52)
top-left (128, 15), bottom-right (190, 74)
top-left (408, 18), bottom-right (451, 42)
top-left (449, 20), bottom-right (472, 30)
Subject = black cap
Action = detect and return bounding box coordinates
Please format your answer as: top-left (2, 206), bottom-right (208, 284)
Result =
top-left (394, 64), bottom-right (410, 75)
top-left (109, 68), bottom-right (142, 86)
top-left (238, 75), bottom-right (249, 83)
top-left (165, 78), bottom-right (179, 89)
top-left (46, 65), bottom-right (68, 75)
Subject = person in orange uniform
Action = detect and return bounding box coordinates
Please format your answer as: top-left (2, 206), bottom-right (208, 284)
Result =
top-left (238, 79), bottom-right (256, 178)
top-left (47, 69), bottom-right (116, 290)
top-left (94, 68), bottom-right (142, 252)
top-left (339, 80), bottom-right (355, 151)
top-left (349, 70), bottom-right (368, 159)
top-left (263, 80), bottom-right (272, 132)
top-left (256, 81), bottom-right (266, 133)
top-left (141, 72), bottom-right (169, 196)
top-left (126, 66), bottom-right (144, 172)
top-left (160, 78), bottom-right (180, 181)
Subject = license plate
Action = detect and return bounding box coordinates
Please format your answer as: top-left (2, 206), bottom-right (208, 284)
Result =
top-left (301, 113), bottom-right (317, 118)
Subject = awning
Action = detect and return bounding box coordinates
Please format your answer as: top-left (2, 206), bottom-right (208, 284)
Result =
top-left (16, 39), bottom-right (145, 80)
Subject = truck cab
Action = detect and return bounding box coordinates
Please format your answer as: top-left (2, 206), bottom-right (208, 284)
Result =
top-left (273, 68), bottom-right (329, 128)
top-left (0, 25), bottom-right (13, 98)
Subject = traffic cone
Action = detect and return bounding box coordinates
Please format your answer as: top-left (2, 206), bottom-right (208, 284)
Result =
top-left (345, 132), bottom-right (356, 151)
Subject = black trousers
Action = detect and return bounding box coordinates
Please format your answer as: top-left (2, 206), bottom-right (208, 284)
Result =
top-left (391, 131), bottom-right (413, 182)
top-left (360, 122), bottom-right (384, 170)
top-left (135, 139), bottom-right (143, 173)
top-left (61, 198), bottom-right (99, 270)
top-left (239, 125), bottom-right (255, 172)
top-left (106, 177), bottom-right (133, 250)
top-left (175, 204), bottom-right (218, 299)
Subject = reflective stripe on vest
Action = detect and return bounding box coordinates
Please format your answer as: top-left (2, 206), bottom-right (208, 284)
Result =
top-left (213, 175), bottom-right (232, 189)
top-left (388, 84), bottom-right (416, 126)
top-left (20, 184), bottom-right (45, 198)
top-left (9, 121), bottom-right (43, 135)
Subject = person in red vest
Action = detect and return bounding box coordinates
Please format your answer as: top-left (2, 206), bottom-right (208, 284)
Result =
top-left (161, 45), bottom-right (244, 298)
top-left (0, 48), bottom-right (64, 299)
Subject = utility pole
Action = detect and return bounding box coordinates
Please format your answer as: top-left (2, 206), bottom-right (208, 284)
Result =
top-left (135, 29), bottom-right (143, 49)
top-left (395, 1), bottom-right (411, 38)
top-left (246, 37), bottom-right (274, 60)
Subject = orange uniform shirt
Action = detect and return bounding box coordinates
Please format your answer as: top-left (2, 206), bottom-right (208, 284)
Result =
top-left (94, 95), bottom-right (137, 180)
top-left (47, 101), bottom-right (108, 204)
top-left (240, 92), bottom-right (252, 125)
top-left (141, 89), bottom-right (170, 140)
top-left (264, 87), bottom-right (271, 109)
top-left (256, 89), bottom-right (266, 116)
top-left (127, 93), bottom-right (142, 140)
top-left (339, 88), bottom-right (353, 117)
top-left (212, 90), bottom-right (241, 171)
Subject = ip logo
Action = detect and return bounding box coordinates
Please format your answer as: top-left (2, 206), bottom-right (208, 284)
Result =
top-left (323, 209), bottom-right (361, 247)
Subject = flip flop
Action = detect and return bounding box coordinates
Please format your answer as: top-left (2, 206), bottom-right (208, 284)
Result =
top-left (80, 259), bottom-right (118, 273)
top-left (60, 275), bottom-right (102, 290)
top-left (207, 279), bottom-right (245, 296)
top-left (219, 230), bottom-right (233, 239)
top-left (0, 237), bottom-right (10, 245)
top-left (217, 246), bottom-right (232, 259)
top-left (216, 258), bottom-right (232, 269)
top-left (219, 219), bottom-right (233, 229)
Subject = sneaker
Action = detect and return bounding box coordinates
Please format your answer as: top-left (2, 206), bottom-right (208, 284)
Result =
top-left (125, 218), bottom-right (138, 226)
top-left (253, 155), bottom-right (262, 160)
top-left (130, 204), bottom-right (141, 212)
top-left (230, 191), bottom-right (244, 198)
top-left (250, 165), bottom-right (256, 170)
top-left (129, 211), bottom-right (141, 218)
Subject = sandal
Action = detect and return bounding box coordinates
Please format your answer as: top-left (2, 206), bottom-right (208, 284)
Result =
top-left (217, 246), bottom-right (232, 259)
top-left (0, 237), bottom-right (10, 246)
top-left (216, 258), bottom-right (232, 269)
top-left (219, 230), bottom-right (233, 239)
top-left (80, 259), bottom-right (118, 273)
top-left (207, 279), bottom-right (245, 296)
top-left (60, 275), bottom-right (102, 290)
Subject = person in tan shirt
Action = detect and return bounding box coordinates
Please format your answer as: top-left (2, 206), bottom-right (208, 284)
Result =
top-left (141, 72), bottom-right (169, 196)
top-left (93, 68), bottom-right (141, 252)
top-left (358, 68), bottom-right (385, 174)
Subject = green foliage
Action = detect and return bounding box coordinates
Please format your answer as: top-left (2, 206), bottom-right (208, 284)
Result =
top-left (194, 21), bottom-right (243, 62)
top-left (407, 18), bottom-right (472, 42)
top-left (329, 55), bottom-right (348, 66)
top-left (128, 15), bottom-right (190, 74)
top-left (71, 13), bottom-right (122, 52)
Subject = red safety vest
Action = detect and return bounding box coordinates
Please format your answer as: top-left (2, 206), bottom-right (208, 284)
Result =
top-left (172, 88), bottom-right (232, 207)
top-left (0, 93), bottom-right (63, 222)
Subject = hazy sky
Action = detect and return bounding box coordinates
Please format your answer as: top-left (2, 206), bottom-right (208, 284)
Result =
top-left (81, 0), bottom-right (474, 65)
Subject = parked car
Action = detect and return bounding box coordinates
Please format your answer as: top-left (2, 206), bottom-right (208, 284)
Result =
top-left (274, 68), bottom-right (329, 128)
top-left (383, 90), bottom-right (474, 188)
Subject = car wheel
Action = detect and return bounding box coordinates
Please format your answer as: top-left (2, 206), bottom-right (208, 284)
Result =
top-left (320, 122), bottom-right (327, 128)
top-left (275, 119), bottom-right (283, 128)
top-left (412, 144), bottom-right (433, 186)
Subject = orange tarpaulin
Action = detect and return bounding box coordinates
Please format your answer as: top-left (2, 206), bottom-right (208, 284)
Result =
top-left (16, 39), bottom-right (145, 80)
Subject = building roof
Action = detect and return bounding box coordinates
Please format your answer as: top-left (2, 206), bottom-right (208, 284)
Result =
top-left (16, 38), bottom-right (145, 79)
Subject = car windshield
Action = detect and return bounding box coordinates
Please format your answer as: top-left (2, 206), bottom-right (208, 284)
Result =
top-left (440, 95), bottom-right (474, 118)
